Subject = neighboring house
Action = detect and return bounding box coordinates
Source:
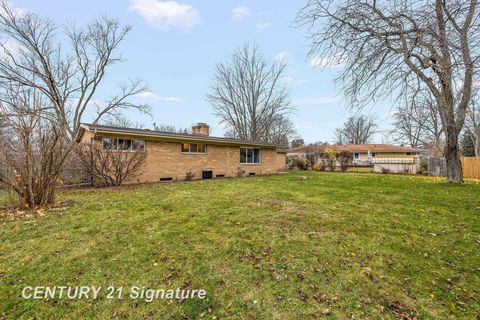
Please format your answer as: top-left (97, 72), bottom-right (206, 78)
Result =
top-left (76, 123), bottom-right (287, 182)
top-left (288, 144), bottom-right (423, 165)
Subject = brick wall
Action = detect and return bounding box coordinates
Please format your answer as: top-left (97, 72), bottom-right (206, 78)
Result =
top-left (80, 132), bottom-right (286, 183)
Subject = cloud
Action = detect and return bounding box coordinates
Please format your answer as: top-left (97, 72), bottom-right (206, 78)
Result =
top-left (281, 76), bottom-right (307, 85)
top-left (129, 0), bottom-right (201, 29)
top-left (294, 96), bottom-right (342, 106)
top-left (256, 21), bottom-right (271, 29)
top-left (274, 51), bottom-right (290, 62)
top-left (231, 6), bottom-right (251, 21)
top-left (137, 91), bottom-right (181, 102)
top-left (310, 55), bottom-right (347, 68)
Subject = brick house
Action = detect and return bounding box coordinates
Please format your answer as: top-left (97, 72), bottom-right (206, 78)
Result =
top-left (288, 144), bottom-right (423, 164)
top-left (76, 123), bottom-right (287, 182)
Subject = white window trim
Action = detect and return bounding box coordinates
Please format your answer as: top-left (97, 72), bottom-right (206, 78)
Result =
top-left (181, 143), bottom-right (207, 154)
top-left (240, 147), bottom-right (261, 165)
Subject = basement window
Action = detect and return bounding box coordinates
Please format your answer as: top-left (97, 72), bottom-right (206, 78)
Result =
top-left (181, 143), bottom-right (206, 154)
top-left (240, 148), bottom-right (260, 164)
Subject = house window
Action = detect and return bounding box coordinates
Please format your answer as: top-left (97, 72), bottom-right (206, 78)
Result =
top-left (102, 137), bottom-right (115, 150)
top-left (372, 152), bottom-right (377, 157)
top-left (101, 138), bottom-right (145, 151)
top-left (132, 140), bottom-right (145, 151)
top-left (406, 152), bottom-right (411, 155)
top-left (240, 148), bottom-right (260, 164)
top-left (181, 143), bottom-right (207, 154)
top-left (354, 153), bottom-right (360, 160)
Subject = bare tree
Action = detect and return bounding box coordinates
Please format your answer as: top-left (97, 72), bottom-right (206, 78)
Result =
top-left (390, 91), bottom-right (444, 152)
top-left (0, 2), bottom-right (150, 139)
top-left (154, 123), bottom-right (191, 134)
top-left (465, 89), bottom-right (480, 156)
top-left (334, 115), bottom-right (377, 144)
top-left (75, 143), bottom-right (146, 187)
top-left (207, 42), bottom-right (295, 143)
top-left (297, 0), bottom-right (480, 183)
top-left (291, 138), bottom-right (305, 148)
top-left (0, 85), bottom-right (70, 207)
top-left (263, 114), bottom-right (297, 145)
top-left (102, 115), bottom-right (145, 129)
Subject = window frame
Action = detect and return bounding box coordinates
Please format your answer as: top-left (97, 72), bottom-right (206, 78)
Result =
top-left (240, 147), bottom-right (261, 165)
top-left (181, 143), bottom-right (207, 154)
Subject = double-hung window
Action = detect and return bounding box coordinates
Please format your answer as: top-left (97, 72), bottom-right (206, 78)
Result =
top-left (240, 147), bottom-right (260, 164)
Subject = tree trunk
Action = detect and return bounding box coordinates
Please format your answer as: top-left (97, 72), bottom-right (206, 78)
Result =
top-left (475, 130), bottom-right (480, 157)
top-left (444, 127), bottom-right (463, 183)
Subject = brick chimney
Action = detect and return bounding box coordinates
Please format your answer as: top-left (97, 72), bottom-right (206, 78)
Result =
top-left (192, 123), bottom-right (209, 136)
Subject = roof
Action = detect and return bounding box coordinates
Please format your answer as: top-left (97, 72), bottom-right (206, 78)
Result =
top-left (288, 144), bottom-right (423, 154)
top-left (78, 123), bottom-right (284, 149)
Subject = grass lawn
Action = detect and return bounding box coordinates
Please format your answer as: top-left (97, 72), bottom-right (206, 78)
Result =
top-left (1, 172), bottom-right (479, 319)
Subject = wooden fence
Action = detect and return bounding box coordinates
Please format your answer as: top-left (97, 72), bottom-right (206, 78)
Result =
top-left (461, 157), bottom-right (480, 179)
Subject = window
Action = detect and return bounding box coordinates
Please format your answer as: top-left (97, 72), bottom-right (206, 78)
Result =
top-left (181, 143), bottom-right (206, 154)
top-left (117, 139), bottom-right (131, 151)
top-left (132, 140), bottom-right (145, 151)
top-left (240, 148), bottom-right (260, 164)
top-left (102, 138), bottom-right (115, 150)
top-left (101, 138), bottom-right (145, 151)
top-left (406, 152), bottom-right (411, 155)
top-left (354, 153), bottom-right (360, 160)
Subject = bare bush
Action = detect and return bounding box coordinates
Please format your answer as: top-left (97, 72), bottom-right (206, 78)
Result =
top-left (75, 144), bottom-right (146, 186)
top-left (380, 167), bottom-right (391, 174)
top-left (337, 151), bottom-right (353, 172)
top-left (324, 148), bottom-right (337, 172)
top-left (287, 156), bottom-right (309, 170)
top-left (0, 86), bottom-right (70, 207)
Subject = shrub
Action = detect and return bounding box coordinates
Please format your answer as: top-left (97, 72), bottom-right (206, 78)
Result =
top-left (336, 151), bottom-right (353, 172)
top-left (287, 156), bottom-right (309, 170)
top-left (324, 148), bottom-right (336, 172)
top-left (0, 121), bottom-right (70, 208)
top-left (75, 144), bottom-right (146, 187)
top-left (380, 167), bottom-right (391, 174)
top-left (419, 159), bottom-right (428, 175)
top-left (305, 153), bottom-right (320, 169)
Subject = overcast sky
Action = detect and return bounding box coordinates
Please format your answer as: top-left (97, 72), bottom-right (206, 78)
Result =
top-left (11, 0), bottom-right (394, 143)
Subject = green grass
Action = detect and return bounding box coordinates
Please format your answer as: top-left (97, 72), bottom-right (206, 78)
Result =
top-left (1, 172), bottom-right (479, 319)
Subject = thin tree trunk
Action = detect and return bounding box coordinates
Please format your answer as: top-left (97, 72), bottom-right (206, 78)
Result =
top-left (475, 129), bottom-right (480, 157)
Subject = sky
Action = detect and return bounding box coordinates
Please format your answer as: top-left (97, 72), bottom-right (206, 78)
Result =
top-left (11, 0), bottom-right (394, 143)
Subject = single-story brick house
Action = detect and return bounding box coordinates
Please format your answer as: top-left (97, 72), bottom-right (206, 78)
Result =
top-left (76, 123), bottom-right (287, 182)
top-left (288, 144), bottom-right (424, 165)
